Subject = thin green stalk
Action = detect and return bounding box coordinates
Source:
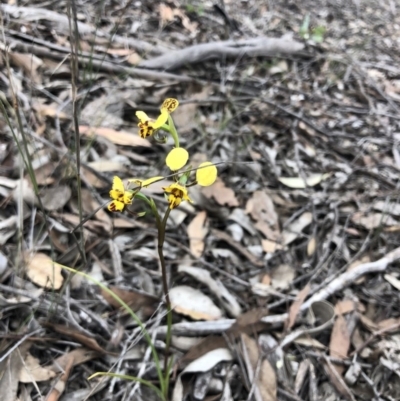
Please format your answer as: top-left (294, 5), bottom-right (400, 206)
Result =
top-left (88, 372), bottom-right (165, 401)
top-left (135, 192), bottom-right (173, 398)
top-left (67, 0), bottom-right (86, 264)
top-left (157, 208), bottom-right (172, 396)
top-left (167, 114), bottom-right (180, 147)
top-left (59, 264), bottom-right (165, 397)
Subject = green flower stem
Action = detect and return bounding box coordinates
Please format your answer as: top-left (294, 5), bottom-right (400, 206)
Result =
top-left (158, 114), bottom-right (179, 148)
top-left (135, 192), bottom-right (173, 399)
top-left (158, 207), bottom-right (172, 397)
top-left (167, 115), bottom-right (180, 148)
top-left (89, 372), bottom-right (165, 401)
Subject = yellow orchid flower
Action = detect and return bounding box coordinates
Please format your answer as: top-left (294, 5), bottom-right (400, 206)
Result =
top-left (108, 176), bottom-right (134, 212)
top-left (163, 183), bottom-right (192, 209)
top-left (161, 98), bottom-right (179, 113)
top-left (165, 147), bottom-right (189, 171)
top-left (196, 162), bottom-right (218, 186)
top-left (136, 98), bottom-right (179, 139)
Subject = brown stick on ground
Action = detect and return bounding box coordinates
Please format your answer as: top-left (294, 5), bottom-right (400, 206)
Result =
top-left (139, 37), bottom-right (305, 70)
top-left (1, 4), bottom-right (167, 56)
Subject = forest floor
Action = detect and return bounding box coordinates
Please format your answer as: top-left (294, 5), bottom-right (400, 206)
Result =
top-left (1, 1), bottom-right (400, 400)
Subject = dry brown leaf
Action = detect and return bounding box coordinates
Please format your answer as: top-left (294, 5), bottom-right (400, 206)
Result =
top-left (211, 228), bottom-right (263, 266)
top-left (334, 299), bottom-right (358, 315)
top-left (80, 166), bottom-right (108, 189)
top-left (359, 314), bottom-right (378, 331)
top-left (127, 52), bottom-right (143, 65)
top-left (106, 48), bottom-right (142, 64)
top-left (159, 3), bottom-right (174, 24)
top-left (173, 349), bottom-right (232, 401)
top-left (377, 317), bottom-right (400, 331)
top-left (40, 185), bottom-right (71, 211)
top-left (0, 343), bottom-right (30, 401)
top-left (384, 274), bottom-right (400, 291)
top-left (285, 284), bottom-right (310, 331)
top-left (294, 337), bottom-right (326, 349)
top-left (81, 188), bottom-right (112, 231)
top-left (13, 178), bottom-right (37, 205)
top-left (25, 253), bottom-right (63, 290)
top-left (87, 160), bottom-right (126, 172)
top-left (187, 211), bottom-right (208, 258)
top-left (19, 353), bottom-right (56, 383)
top-left (278, 173), bottom-right (329, 189)
top-left (59, 348), bottom-right (98, 370)
top-left (281, 212), bottom-right (313, 246)
top-left (172, 103), bottom-right (197, 132)
top-left (159, 3), bottom-right (197, 32)
top-left (43, 323), bottom-right (108, 354)
top-left (329, 314), bottom-right (350, 375)
top-left (33, 103), bottom-right (69, 120)
top-left (47, 351), bottom-right (75, 401)
top-left (178, 265), bottom-right (242, 317)
top-left (169, 285), bottom-right (223, 321)
top-left (173, 86), bottom-right (211, 132)
top-left (241, 333), bottom-right (277, 401)
top-left (351, 212), bottom-right (397, 230)
top-left (0, 216), bottom-right (18, 246)
top-left (79, 126), bottom-right (150, 147)
top-left (261, 274), bottom-right (271, 285)
top-left (271, 264), bottom-right (295, 290)
top-left (322, 356), bottom-right (356, 401)
top-left (261, 239), bottom-right (283, 253)
top-left (201, 178), bottom-right (239, 207)
top-left (9, 52), bottom-right (42, 83)
top-left (246, 190), bottom-right (280, 240)
top-left (179, 308), bottom-right (269, 369)
top-left (101, 286), bottom-right (159, 316)
top-left (307, 236), bottom-right (316, 256)
top-left (112, 217), bottom-right (148, 230)
top-left (33, 163), bottom-right (56, 186)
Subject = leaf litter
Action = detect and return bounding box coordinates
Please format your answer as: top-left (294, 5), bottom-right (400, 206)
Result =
top-left (1, 1), bottom-right (400, 400)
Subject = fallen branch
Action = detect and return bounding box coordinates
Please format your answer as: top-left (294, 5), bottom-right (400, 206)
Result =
top-left (300, 246), bottom-right (400, 311)
top-left (2, 37), bottom-right (193, 83)
top-left (1, 4), bottom-right (168, 56)
top-left (139, 36), bottom-right (305, 70)
top-left (156, 246), bottom-right (400, 336)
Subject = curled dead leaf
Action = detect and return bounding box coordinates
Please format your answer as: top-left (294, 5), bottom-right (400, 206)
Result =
top-left (79, 126), bottom-right (150, 147)
top-left (19, 354), bottom-right (56, 383)
top-left (187, 211), bottom-right (208, 258)
top-left (246, 190), bottom-right (280, 240)
top-left (170, 285), bottom-right (223, 321)
top-left (201, 178), bottom-right (239, 207)
top-left (25, 253), bottom-right (63, 290)
top-left (278, 173), bottom-right (330, 189)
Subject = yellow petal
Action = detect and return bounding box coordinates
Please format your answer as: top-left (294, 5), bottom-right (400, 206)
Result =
top-left (123, 192), bottom-right (134, 205)
top-left (196, 162), bottom-right (217, 186)
top-left (108, 200), bottom-right (125, 212)
top-left (152, 109), bottom-right (169, 129)
top-left (112, 176), bottom-right (125, 192)
top-left (166, 147), bottom-right (189, 171)
top-left (136, 111), bottom-right (149, 122)
top-left (161, 98), bottom-right (179, 113)
top-left (128, 176), bottom-right (164, 188)
top-left (110, 189), bottom-right (123, 200)
top-left (110, 176), bottom-right (125, 199)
